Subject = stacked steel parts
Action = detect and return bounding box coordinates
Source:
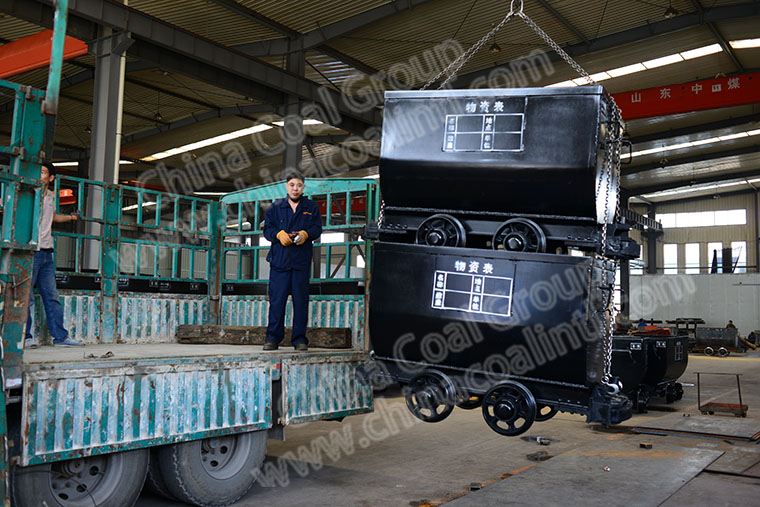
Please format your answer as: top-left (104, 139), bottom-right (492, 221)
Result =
top-left (364, 87), bottom-right (640, 437)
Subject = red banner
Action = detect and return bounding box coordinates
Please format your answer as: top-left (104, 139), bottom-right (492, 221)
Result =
top-left (315, 196), bottom-right (367, 216)
top-left (612, 72), bottom-right (760, 120)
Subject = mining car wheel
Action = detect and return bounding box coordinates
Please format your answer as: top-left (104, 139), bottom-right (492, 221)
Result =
top-left (482, 381), bottom-right (537, 436)
top-left (416, 214), bottom-right (467, 247)
top-left (534, 404), bottom-right (558, 422)
top-left (12, 450), bottom-right (149, 507)
top-left (455, 390), bottom-right (483, 410)
top-left (492, 218), bottom-right (546, 253)
top-left (405, 370), bottom-right (457, 423)
top-left (635, 389), bottom-right (650, 413)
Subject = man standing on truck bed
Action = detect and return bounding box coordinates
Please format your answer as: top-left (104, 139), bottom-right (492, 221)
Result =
top-left (262, 174), bottom-right (322, 351)
top-left (25, 162), bottom-right (83, 348)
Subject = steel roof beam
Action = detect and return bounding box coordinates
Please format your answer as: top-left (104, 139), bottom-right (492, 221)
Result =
top-left (631, 187), bottom-right (757, 206)
top-left (205, 0), bottom-right (298, 38)
top-left (626, 167), bottom-right (760, 195)
top-left (628, 113), bottom-right (760, 144)
top-left (691, 0), bottom-right (744, 73)
top-left (120, 103), bottom-right (276, 146)
top-left (623, 144), bottom-right (760, 176)
top-left (207, 0), bottom-right (411, 87)
top-left (450, 2), bottom-right (760, 88)
top-left (60, 91), bottom-right (167, 124)
top-left (228, 0), bottom-right (437, 57)
top-left (1, 0), bottom-right (381, 134)
top-left (536, 0), bottom-right (588, 44)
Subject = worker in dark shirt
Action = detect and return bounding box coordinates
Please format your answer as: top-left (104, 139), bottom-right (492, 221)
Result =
top-left (262, 174), bottom-right (322, 351)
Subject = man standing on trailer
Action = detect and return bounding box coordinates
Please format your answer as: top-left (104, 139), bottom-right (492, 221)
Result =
top-left (25, 162), bottom-right (83, 348)
top-left (263, 173), bottom-right (322, 351)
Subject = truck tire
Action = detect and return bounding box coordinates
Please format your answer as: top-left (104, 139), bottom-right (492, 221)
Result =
top-left (156, 430), bottom-right (267, 506)
top-left (144, 448), bottom-right (177, 500)
top-left (12, 449), bottom-right (149, 507)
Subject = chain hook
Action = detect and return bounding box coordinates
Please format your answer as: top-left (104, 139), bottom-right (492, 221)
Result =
top-left (510, 0), bottom-right (524, 15)
top-left (602, 379), bottom-right (622, 395)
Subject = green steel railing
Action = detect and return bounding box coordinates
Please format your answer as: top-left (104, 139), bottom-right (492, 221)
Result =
top-left (53, 175), bottom-right (216, 284)
top-left (0, 0), bottom-right (70, 500)
top-left (220, 178), bottom-right (379, 284)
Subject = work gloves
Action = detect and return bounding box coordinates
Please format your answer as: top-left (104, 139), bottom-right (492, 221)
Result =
top-left (276, 230), bottom-right (309, 246)
top-left (277, 230), bottom-right (293, 246)
top-left (293, 230), bottom-right (308, 245)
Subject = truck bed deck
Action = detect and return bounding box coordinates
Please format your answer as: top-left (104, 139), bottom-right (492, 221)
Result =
top-left (17, 342), bottom-right (372, 467)
top-left (22, 342), bottom-right (360, 366)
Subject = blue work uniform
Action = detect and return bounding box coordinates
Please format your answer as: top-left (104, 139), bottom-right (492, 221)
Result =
top-left (263, 196), bottom-right (322, 346)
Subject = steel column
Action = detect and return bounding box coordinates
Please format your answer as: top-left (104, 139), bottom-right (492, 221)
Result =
top-left (282, 48), bottom-right (305, 179)
top-left (85, 24), bottom-right (131, 271)
top-left (88, 26), bottom-right (130, 185)
top-left (755, 190), bottom-right (759, 273)
top-left (646, 206), bottom-right (658, 275)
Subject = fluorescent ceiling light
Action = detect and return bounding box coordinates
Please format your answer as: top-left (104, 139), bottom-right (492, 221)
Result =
top-left (226, 221), bottom-right (251, 229)
top-left (626, 129), bottom-right (760, 159)
top-left (572, 72), bottom-right (611, 86)
top-left (607, 63), bottom-right (646, 77)
top-left (545, 43), bottom-right (725, 87)
top-left (54, 160), bottom-right (133, 167)
top-left (642, 53), bottom-right (684, 69)
top-left (362, 174), bottom-right (380, 179)
top-left (690, 137), bottom-right (721, 146)
top-left (729, 38), bottom-right (760, 49)
top-left (642, 178), bottom-right (760, 199)
top-left (680, 43), bottom-right (722, 60)
top-left (718, 132), bottom-right (749, 141)
top-left (272, 119), bottom-right (324, 127)
top-left (141, 124), bottom-right (272, 162)
top-left (122, 201), bottom-right (156, 212)
top-left (193, 191), bottom-right (228, 196)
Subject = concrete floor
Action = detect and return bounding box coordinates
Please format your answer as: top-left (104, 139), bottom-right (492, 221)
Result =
top-left (138, 353), bottom-right (760, 507)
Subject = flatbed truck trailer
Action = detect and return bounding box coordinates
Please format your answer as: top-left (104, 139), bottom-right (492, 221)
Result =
top-left (0, 10), bottom-right (377, 502)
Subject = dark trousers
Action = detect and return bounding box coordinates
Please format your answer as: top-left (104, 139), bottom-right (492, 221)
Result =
top-left (266, 268), bottom-right (310, 346)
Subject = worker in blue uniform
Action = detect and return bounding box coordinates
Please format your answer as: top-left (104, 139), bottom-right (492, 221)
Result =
top-left (262, 174), bottom-right (322, 351)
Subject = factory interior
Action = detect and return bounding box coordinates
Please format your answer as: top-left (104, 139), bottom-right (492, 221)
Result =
top-left (1, 1), bottom-right (759, 506)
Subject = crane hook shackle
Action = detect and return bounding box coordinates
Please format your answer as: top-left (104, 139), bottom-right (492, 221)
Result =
top-left (510, 0), bottom-right (524, 15)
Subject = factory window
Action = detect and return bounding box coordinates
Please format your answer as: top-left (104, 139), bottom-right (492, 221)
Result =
top-left (707, 242), bottom-right (723, 273)
top-left (663, 244), bottom-right (678, 274)
top-left (716, 209), bottom-right (747, 226)
top-left (658, 209), bottom-right (746, 229)
top-left (659, 214), bottom-right (676, 228)
top-left (685, 243), bottom-right (700, 274)
top-left (731, 241), bottom-right (747, 273)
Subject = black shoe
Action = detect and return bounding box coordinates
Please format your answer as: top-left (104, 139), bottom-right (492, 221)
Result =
top-left (263, 342), bottom-right (279, 351)
top-left (295, 343), bottom-right (308, 352)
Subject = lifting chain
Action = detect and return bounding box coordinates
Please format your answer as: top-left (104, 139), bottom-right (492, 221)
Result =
top-left (420, 0), bottom-right (622, 392)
